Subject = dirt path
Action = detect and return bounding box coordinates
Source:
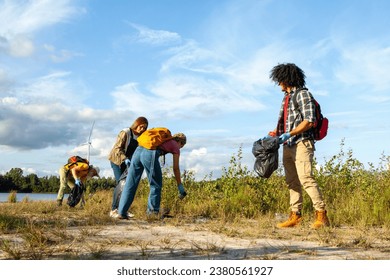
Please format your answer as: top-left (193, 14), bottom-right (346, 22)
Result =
top-left (1, 215), bottom-right (389, 260)
top-left (76, 219), bottom-right (390, 260)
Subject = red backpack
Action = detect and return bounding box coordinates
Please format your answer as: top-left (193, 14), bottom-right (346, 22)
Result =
top-left (292, 88), bottom-right (328, 141)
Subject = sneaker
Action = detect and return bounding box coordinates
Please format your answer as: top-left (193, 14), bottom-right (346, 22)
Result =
top-left (109, 209), bottom-right (118, 217)
top-left (110, 209), bottom-right (135, 218)
top-left (127, 212), bottom-right (135, 218)
top-left (56, 199), bottom-right (62, 207)
top-left (277, 211), bottom-right (302, 228)
top-left (111, 211), bottom-right (129, 220)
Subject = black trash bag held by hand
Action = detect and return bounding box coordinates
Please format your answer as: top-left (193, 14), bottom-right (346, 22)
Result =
top-left (112, 167), bottom-right (129, 210)
top-left (67, 182), bottom-right (84, 207)
top-left (252, 137), bottom-right (280, 178)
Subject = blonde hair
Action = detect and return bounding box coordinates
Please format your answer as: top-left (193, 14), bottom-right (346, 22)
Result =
top-left (173, 133), bottom-right (186, 147)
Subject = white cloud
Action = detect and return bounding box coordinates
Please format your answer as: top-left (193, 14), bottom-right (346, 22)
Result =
top-left (111, 82), bottom-right (148, 109)
top-left (44, 44), bottom-right (83, 63)
top-left (22, 167), bottom-right (37, 175)
top-left (15, 71), bottom-right (83, 104)
top-left (1, 96), bottom-right (18, 105)
top-left (111, 34), bottom-right (271, 120)
top-left (111, 75), bottom-right (265, 120)
top-left (0, 71), bottom-right (127, 151)
top-left (0, 0), bottom-right (82, 57)
top-left (226, 45), bottom-right (290, 92)
top-left (189, 147), bottom-right (207, 157)
top-left (335, 44), bottom-right (390, 92)
top-left (358, 94), bottom-right (390, 104)
top-left (179, 147), bottom-right (225, 179)
top-left (7, 35), bottom-right (35, 57)
top-left (0, 0), bottom-right (80, 35)
top-left (161, 40), bottom-right (219, 73)
top-left (129, 23), bottom-right (181, 45)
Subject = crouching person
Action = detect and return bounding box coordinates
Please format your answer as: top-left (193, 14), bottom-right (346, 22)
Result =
top-left (57, 156), bottom-right (100, 207)
top-left (113, 129), bottom-right (187, 219)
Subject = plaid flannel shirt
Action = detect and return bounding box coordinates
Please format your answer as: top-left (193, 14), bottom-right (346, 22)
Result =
top-left (276, 88), bottom-right (316, 146)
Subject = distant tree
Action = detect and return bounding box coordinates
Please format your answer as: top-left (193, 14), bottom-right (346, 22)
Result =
top-left (4, 168), bottom-right (25, 191)
top-left (85, 177), bottom-right (115, 193)
top-left (0, 174), bottom-right (12, 192)
top-left (27, 173), bottom-right (41, 192)
top-left (47, 175), bottom-right (60, 192)
top-left (1, 167), bottom-right (115, 194)
top-left (39, 175), bottom-right (60, 193)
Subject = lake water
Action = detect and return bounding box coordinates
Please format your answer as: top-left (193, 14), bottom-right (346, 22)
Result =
top-left (0, 193), bottom-right (68, 203)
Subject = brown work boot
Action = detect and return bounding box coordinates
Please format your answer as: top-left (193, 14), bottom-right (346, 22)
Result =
top-left (277, 211), bottom-right (302, 228)
top-left (312, 210), bottom-right (330, 229)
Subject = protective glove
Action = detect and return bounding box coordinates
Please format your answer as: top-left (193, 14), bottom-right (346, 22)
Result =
top-left (124, 158), bottom-right (131, 167)
top-left (178, 183), bottom-right (187, 200)
top-left (278, 132), bottom-right (291, 144)
top-left (75, 178), bottom-right (81, 186)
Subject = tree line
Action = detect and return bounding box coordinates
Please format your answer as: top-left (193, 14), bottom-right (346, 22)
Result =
top-left (0, 168), bottom-right (116, 193)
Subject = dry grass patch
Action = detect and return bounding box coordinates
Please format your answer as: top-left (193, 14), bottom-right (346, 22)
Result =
top-left (1, 191), bottom-right (390, 260)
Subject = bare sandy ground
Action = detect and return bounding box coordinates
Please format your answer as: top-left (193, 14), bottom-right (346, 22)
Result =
top-left (1, 214), bottom-right (389, 260)
top-left (68, 218), bottom-right (390, 260)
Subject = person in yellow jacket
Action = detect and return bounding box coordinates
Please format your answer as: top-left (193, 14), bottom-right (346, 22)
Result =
top-left (108, 117), bottom-right (148, 216)
top-left (113, 132), bottom-right (187, 219)
top-left (56, 157), bottom-right (100, 206)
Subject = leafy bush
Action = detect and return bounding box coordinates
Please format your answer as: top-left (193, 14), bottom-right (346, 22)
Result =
top-left (152, 141), bottom-right (390, 227)
top-left (1, 141), bottom-right (389, 228)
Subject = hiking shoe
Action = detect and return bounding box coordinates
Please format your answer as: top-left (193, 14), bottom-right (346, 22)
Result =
top-left (56, 199), bottom-right (62, 207)
top-left (277, 211), bottom-right (302, 228)
top-left (109, 209), bottom-right (134, 218)
top-left (312, 210), bottom-right (330, 229)
top-left (179, 191), bottom-right (187, 200)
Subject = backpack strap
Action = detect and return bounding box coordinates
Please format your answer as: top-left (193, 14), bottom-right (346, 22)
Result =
top-left (291, 87), bottom-right (307, 114)
top-left (288, 88), bottom-right (304, 132)
top-left (290, 87), bottom-right (315, 140)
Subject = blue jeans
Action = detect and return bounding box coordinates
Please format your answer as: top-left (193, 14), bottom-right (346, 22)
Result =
top-left (110, 161), bottom-right (123, 183)
top-left (110, 161), bottom-right (124, 210)
top-left (117, 147), bottom-right (162, 216)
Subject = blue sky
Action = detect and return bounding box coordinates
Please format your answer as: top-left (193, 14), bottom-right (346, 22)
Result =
top-left (1, 0), bottom-right (389, 180)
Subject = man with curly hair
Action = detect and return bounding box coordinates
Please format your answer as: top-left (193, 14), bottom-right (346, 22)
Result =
top-left (268, 63), bottom-right (330, 229)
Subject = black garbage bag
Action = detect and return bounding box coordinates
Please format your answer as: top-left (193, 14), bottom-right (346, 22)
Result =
top-left (112, 167), bottom-right (129, 209)
top-left (252, 137), bottom-right (280, 178)
top-left (67, 182), bottom-right (84, 207)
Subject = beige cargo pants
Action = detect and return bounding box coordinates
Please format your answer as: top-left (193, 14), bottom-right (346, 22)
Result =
top-left (283, 139), bottom-right (326, 212)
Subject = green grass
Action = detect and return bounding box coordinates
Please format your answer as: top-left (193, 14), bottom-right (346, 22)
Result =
top-left (0, 142), bottom-right (389, 259)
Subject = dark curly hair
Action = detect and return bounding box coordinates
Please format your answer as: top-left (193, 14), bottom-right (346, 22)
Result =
top-left (269, 63), bottom-right (306, 88)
